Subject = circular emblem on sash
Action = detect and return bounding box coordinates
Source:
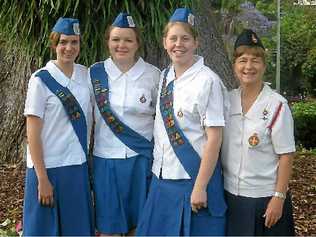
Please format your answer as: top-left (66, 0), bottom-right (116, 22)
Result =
top-left (177, 109), bottom-right (183, 118)
top-left (139, 94), bottom-right (147, 103)
top-left (248, 133), bottom-right (260, 147)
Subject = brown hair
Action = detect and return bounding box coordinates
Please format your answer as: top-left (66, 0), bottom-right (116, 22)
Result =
top-left (233, 45), bottom-right (266, 64)
top-left (49, 32), bottom-right (61, 51)
top-left (163, 22), bottom-right (198, 40)
top-left (104, 26), bottom-right (143, 58)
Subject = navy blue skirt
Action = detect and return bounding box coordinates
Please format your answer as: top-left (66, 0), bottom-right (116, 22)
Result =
top-left (225, 191), bottom-right (295, 236)
top-left (136, 175), bottom-right (226, 236)
top-left (92, 155), bottom-right (150, 234)
top-left (23, 162), bottom-right (94, 236)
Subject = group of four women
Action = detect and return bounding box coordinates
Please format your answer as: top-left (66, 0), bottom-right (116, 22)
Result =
top-left (23, 7), bottom-right (296, 236)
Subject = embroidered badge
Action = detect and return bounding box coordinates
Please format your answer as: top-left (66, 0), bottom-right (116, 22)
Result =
top-left (188, 13), bottom-right (195, 26)
top-left (177, 109), bottom-right (183, 118)
top-left (140, 94), bottom-right (147, 103)
top-left (92, 78), bottom-right (125, 133)
top-left (127, 16), bottom-right (135, 27)
top-left (160, 77), bottom-right (185, 147)
top-left (248, 133), bottom-right (260, 147)
top-left (251, 34), bottom-right (258, 43)
top-left (56, 90), bottom-right (81, 120)
top-left (73, 23), bottom-right (80, 35)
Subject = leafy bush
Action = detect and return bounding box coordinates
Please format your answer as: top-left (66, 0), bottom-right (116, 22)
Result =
top-left (292, 101), bottom-right (316, 149)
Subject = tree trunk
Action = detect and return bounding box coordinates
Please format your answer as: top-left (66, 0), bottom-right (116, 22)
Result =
top-left (194, 0), bottom-right (236, 89)
top-left (0, 49), bottom-right (32, 164)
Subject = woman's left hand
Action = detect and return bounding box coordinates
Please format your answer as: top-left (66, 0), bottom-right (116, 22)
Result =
top-left (263, 197), bottom-right (284, 228)
top-left (190, 186), bottom-right (207, 213)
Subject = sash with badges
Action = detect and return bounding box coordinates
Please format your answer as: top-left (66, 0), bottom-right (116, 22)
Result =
top-left (36, 70), bottom-right (87, 156)
top-left (89, 62), bottom-right (153, 158)
top-left (159, 68), bottom-right (226, 216)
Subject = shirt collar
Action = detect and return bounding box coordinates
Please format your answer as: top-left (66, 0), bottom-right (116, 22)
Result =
top-left (104, 57), bottom-right (146, 81)
top-left (230, 83), bottom-right (272, 119)
top-left (166, 55), bottom-right (204, 86)
top-left (46, 61), bottom-right (81, 87)
top-left (242, 83), bottom-right (273, 119)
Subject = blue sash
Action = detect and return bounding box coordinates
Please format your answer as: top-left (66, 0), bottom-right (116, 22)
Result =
top-left (159, 68), bottom-right (226, 216)
top-left (89, 62), bottom-right (153, 158)
top-left (35, 70), bottom-right (88, 156)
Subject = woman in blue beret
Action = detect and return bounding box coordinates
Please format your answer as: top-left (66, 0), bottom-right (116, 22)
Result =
top-left (221, 29), bottom-right (296, 236)
top-left (23, 17), bottom-right (94, 236)
top-left (136, 8), bottom-right (228, 236)
top-left (89, 13), bottom-right (160, 236)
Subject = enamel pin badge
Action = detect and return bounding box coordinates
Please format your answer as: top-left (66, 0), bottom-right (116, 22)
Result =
top-left (248, 133), bottom-right (260, 147)
top-left (177, 109), bottom-right (183, 118)
top-left (139, 94), bottom-right (147, 103)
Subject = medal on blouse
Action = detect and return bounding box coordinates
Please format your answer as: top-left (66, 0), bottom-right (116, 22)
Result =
top-left (248, 133), bottom-right (260, 146)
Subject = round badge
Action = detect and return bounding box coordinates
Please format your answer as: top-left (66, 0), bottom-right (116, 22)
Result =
top-left (139, 95), bottom-right (147, 103)
top-left (248, 133), bottom-right (260, 147)
top-left (177, 110), bottom-right (183, 118)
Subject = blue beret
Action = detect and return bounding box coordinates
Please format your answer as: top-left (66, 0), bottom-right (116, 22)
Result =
top-left (169, 8), bottom-right (195, 26)
top-left (112, 13), bottom-right (136, 28)
top-left (52, 17), bottom-right (80, 35)
top-left (234, 29), bottom-right (265, 50)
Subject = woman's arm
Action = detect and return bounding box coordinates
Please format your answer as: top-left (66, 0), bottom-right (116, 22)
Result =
top-left (264, 153), bottom-right (294, 228)
top-left (27, 115), bottom-right (54, 207)
top-left (190, 127), bottom-right (222, 213)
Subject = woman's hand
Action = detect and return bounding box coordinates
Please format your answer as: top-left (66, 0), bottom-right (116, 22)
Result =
top-left (263, 196), bottom-right (284, 228)
top-left (38, 177), bottom-right (54, 207)
top-left (190, 185), bottom-right (207, 213)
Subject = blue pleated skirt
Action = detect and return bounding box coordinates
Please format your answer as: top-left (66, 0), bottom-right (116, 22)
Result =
top-left (136, 175), bottom-right (226, 236)
top-left (92, 155), bottom-right (150, 234)
top-left (23, 162), bottom-right (94, 236)
top-left (225, 191), bottom-right (295, 236)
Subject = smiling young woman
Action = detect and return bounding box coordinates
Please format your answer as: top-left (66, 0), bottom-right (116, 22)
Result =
top-left (89, 13), bottom-right (160, 236)
top-left (23, 18), bottom-right (94, 236)
top-left (136, 8), bottom-right (228, 236)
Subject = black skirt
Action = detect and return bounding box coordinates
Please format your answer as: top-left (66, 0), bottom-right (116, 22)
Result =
top-left (225, 191), bottom-right (295, 236)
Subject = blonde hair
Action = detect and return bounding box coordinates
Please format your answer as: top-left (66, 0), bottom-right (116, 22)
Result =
top-left (163, 22), bottom-right (198, 39)
top-left (233, 45), bottom-right (266, 64)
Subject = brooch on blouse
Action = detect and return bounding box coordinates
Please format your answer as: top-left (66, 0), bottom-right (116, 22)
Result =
top-left (262, 108), bottom-right (269, 121)
top-left (139, 94), bottom-right (147, 103)
top-left (177, 109), bottom-right (183, 118)
top-left (248, 133), bottom-right (260, 147)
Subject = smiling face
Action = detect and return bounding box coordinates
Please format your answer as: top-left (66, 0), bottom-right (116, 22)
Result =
top-left (107, 27), bottom-right (139, 65)
top-left (233, 47), bottom-right (266, 87)
top-left (163, 22), bottom-right (198, 69)
top-left (54, 34), bottom-right (80, 65)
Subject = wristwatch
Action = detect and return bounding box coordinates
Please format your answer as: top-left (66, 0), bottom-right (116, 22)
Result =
top-left (274, 191), bottom-right (286, 199)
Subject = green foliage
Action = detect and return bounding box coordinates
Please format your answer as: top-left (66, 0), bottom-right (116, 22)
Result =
top-left (292, 101), bottom-right (316, 149)
top-left (254, 0), bottom-right (276, 20)
top-left (0, 0), bottom-right (196, 67)
top-left (280, 3), bottom-right (316, 95)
